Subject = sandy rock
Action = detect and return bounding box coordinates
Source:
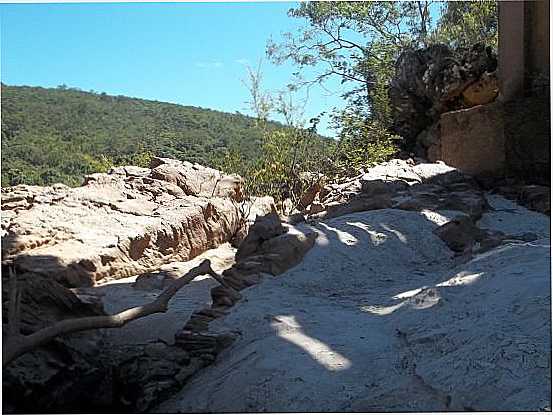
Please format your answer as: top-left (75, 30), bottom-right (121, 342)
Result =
top-left (2, 160), bottom-right (243, 287)
top-left (255, 231), bottom-right (318, 275)
top-left (244, 196), bottom-right (277, 221)
top-left (158, 205), bottom-right (549, 413)
top-left (306, 160), bottom-right (481, 223)
top-left (361, 159), bottom-right (422, 189)
top-left (359, 160), bottom-right (466, 196)
top-left (236, 212), bottom-right (287, 260)
top-left (412, 162), bottom-right (467, 185)
top-left (149, 157), bottom-right (244, 201)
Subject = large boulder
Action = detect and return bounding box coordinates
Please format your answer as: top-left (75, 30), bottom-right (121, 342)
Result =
top-left (389, 43), bottom-right (498, 151)
top-left (235, 211), bottom-right (286, 260)
top-left (439, 102), bottom-right (505, 176)
top-left (1, 159), bottom-right (243, 287)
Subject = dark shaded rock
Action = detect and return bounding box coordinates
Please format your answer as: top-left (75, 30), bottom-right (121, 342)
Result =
top-left (503, 94), bottom-right (550, 185)
top-left (2, 271), bottom-right (113, 414)
top-left (433, 216), bottom-right (487, 252)
top-left (361, 179), bottom-right (409, 196)
top-left (174, 331), bottom-right (238, 362)
top-left (113, 342), bottom-right (203, 412)
top-left (443, 191), bottom-right (489, 219)
top-left (133, 270), bottom-right (170, 290)
top-left (236, 212), bottom-right (286, 260)
top-left (517, 185), bottom-right (550, 215)
top-left (211, 285), bottom-right (242, 307)
top-left (439, 102), bottom-right (506, 176)
top-left (396, 192), bottom-right (440, 212)
top-left (282, 212), bottom-right (306, 225)
top-left (508, 232), bottom-right (540, 242)
top-left (316, 195), bottom-right (393, 220)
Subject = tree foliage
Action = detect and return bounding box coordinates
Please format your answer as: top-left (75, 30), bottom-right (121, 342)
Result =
top-left (1, 84), bottom-right (288, 187)
top-left (330, 109), bottom-right (400, 176)
top-left (211, 65), bottom-right (333, 210)
top-left (267, 0), bottom-right (498, 152)
top-left (433, 1), bottom-right (498, 50)
top-left (267, 2), bottom-right (437, 125)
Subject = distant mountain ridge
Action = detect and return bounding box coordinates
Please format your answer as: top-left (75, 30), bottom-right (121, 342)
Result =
top-left (1, 84), bottom-right (290, 186)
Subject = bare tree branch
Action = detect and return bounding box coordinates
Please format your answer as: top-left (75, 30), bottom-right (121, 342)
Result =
top-left (3, 259), bottom-right (216, 367)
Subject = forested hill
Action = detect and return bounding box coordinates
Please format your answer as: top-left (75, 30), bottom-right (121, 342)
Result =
top-left (1, 84), bottom-right (287, 187)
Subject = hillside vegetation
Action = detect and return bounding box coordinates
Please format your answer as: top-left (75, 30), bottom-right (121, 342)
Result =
top-left (1, 84), bottom-right (288, 187)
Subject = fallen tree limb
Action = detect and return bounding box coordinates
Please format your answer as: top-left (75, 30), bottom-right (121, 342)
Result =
top-left (3, 259), bottom-right (214, 367)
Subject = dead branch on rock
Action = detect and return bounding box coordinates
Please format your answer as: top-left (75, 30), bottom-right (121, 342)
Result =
top-left (3, 259), bottom-right (215, 367)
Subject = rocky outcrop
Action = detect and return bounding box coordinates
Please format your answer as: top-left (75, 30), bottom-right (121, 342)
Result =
top-left (147, 157), bottom-right (244, 200)
top-left (433, 215), bottom-right (539, 258)
top-left (299, 159), bottom-right (488, 222)
top-left (2, 159), bottom-right (244, 287)
top-left (180, 212), bottom-right (316, 337)
top-left (389, 43), bottom-right (498, 154)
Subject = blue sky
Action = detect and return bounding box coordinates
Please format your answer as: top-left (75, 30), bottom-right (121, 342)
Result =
top-left (1, 2), bottom-right (347, 136)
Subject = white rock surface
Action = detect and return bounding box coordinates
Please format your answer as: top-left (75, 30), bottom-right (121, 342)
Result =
top-left (154, 194), bottom-right (550, 412)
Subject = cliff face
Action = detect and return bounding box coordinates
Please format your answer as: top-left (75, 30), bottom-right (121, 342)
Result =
top-left (1, 157), bottom-right (245, 287)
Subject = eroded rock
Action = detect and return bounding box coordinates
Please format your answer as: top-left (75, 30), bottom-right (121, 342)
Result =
top-left (389, 43), bottom-right (498, 152)
top-left (2, 159), bottom-right (243, 287)
top-left (236, 212), bottom-right (286, 260)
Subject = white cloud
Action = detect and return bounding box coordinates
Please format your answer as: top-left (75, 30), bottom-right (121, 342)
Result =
top-left (194, 61), bottom-right (223, 69)
top-left (235, 58), bottom-right (250, 66)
